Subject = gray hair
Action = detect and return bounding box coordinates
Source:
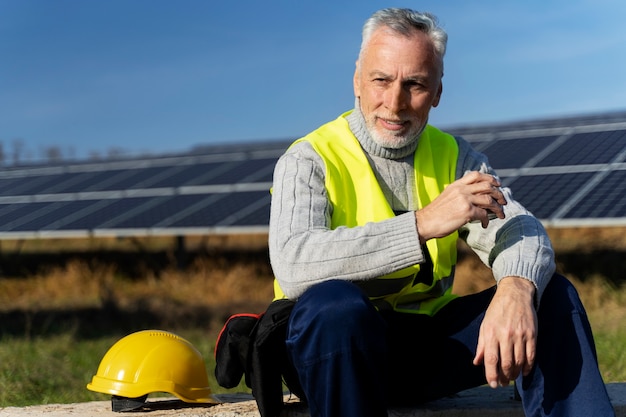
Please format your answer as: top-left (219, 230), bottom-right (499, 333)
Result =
top-left (359, 8), bottom-right (447, 68)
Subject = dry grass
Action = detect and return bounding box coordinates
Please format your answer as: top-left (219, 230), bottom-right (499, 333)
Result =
top-left (0, 261), bottom-right (105, 312)
top-left (0, 258), bottom-right (275, 338)
top-left (547, 226), bottom-right (626, 252)
top-left (0, 227), bottom-right (624, 326)
top-left (0, 227), bottom-right (622, 344)
top-left (110, 257), bottom-right (274, 310)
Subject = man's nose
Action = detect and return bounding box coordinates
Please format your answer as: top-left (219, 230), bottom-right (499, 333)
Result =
top-left (384, 82), bottom-right (408, 113)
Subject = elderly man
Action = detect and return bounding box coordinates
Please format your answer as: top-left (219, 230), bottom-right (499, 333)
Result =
top-left (268, 8), bottom-right (614, 417)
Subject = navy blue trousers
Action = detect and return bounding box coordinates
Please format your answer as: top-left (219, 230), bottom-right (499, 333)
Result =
top-left (285, 275), bottom-right (615, 417)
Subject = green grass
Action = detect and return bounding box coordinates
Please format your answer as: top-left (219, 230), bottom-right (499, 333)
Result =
top-left (595, 330), bottom-right (626, 384)
top-left (0, 333), bottom-right (115, 406)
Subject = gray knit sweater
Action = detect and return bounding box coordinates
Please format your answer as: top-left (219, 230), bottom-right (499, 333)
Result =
top-left (269, 105), bottom-right (555, 302)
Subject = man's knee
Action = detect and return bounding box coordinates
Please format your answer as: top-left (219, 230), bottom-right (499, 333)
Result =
top-left (292, 280), bottom-right (377, 325)
top-left (539, 274), bottom-right (587, 318)
top-left (287, 280), bottom-right (385, 354)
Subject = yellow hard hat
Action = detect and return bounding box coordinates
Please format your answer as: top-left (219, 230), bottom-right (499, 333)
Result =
top-left (87, 330), bottom-right (218, 410)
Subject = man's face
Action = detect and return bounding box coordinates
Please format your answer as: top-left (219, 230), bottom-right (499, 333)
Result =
top-left (353, 27), bottom-right (443, 148)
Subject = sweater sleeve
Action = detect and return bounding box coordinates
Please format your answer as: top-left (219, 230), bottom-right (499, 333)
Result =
top-left (268, 141), bottom-right (425, 299)
top-left (455, 136), bottom-right (555, 303)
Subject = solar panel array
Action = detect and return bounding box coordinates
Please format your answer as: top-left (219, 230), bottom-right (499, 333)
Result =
top-left (452, 111), bottom-right (626, 226)
top-left (0, 141), bottom-right (290, 239)
top-left (0, 111), bottom-right (625, 239)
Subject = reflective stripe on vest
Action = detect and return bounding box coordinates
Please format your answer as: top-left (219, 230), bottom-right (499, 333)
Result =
top-left (275, 111), bottom-right (459, 315)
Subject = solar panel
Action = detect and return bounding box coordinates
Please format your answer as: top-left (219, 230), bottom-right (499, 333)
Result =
top-left (0, 174), bottom-right (60, 196)
top-left (502, 172), bottom-right (596, 219)
top-left (480, 135), bottom-right (559, 170)
top-left (0, 142), bottom-right (288, 238)
top-left (536, 129), bottom-right (626, 167)
top-left (560, 170), bottom-right (626, 219)
top-left (452, 111), bottom-right (626, 226)
top-left (0, 111), bottom-right (625, 240)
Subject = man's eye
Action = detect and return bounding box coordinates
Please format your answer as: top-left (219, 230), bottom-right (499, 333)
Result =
top-left (407, 81), bottom-right (425, 89)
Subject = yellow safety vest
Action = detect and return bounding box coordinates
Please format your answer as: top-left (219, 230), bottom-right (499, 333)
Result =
top-left (274, 111), bottom-right (459, 315)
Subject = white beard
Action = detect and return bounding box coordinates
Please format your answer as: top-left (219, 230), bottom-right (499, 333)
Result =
top-left (367, 118), bottom-right (427, 149)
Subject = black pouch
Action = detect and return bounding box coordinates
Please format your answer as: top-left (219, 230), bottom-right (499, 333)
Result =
top-left (248, 299), bottom-right (304, 417)
top-left (214, 299), bottom-right (304, 417)
top-left (214, 312), bottom-right (261, 389)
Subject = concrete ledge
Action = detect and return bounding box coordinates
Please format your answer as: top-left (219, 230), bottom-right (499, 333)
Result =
top-left (1, 383), bottom-right (624, 416)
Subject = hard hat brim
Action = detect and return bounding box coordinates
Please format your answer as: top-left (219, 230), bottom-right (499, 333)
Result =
top-left (87, 374), bottom-right (219, 404)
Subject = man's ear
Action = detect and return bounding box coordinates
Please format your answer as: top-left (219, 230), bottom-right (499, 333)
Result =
top-left (353, 61), bottom-right (361, 98)
top-left (432, 81), bottom-right (443, 108)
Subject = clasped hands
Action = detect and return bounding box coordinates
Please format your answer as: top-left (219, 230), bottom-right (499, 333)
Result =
top-left (415, 171), bottom-right (506, 244)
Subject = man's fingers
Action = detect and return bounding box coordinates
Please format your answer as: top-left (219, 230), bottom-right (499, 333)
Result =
top-left (474, 193), bottom-right (505, 216)
top-left (523, 338), bottom-right (537, 376)
top-left (463, 173), bottom-right (508, 224)
top-left (484, 349), bottom-right (501, 388)
top-left (500, 337), bottom-right (523, 386)
top-left (473, 334), bottom-right (485, 366)
top-left (462, 171), bottom-right (500, 186)
top-left (473, 333), bottom-right (500, 388)
top-left (477, 328), bottom-right (531, 389)
top-left (477, 330), bottom-right (502, 389)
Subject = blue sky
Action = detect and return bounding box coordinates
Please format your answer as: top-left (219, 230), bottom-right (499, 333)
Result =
top-left (2, 0), bottom-right (625, 161)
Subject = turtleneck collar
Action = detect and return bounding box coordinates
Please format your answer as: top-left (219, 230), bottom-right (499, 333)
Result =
top-left (346, 98), bottom-right (423, 160)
